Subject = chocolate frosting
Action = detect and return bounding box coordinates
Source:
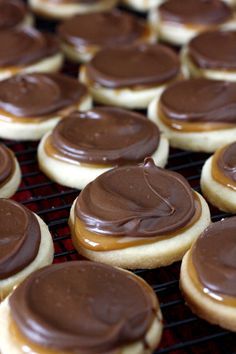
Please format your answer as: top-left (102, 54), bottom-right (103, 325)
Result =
top-left (76, 158), bottom-right (196, 237)
top-left (159, 0), bottom-right (232, 25)
top-left (86, 44), bottom-right (180, 88)
top-left (188, 30), bottom-right (236, 70)
top-left (48, 107), bottom-right (160, 165)
top-left (0, 0), bottom-right (27, 30)
top-left (0, 144), bottom-right (14, 186)
top-left (0, 199), bottom-right (40, 280)
top-left (160, 78), bottom-right (236, 123)
top-left (217, 142), bottom-right (236, 184)
top-left (58, 10), bottom-right (148, 47)
top-left (192, 217), bottom-right (236, 297)
top-left (0, 73), bottom-right (88, 117)
top-left (0, 28), bottom-right (59, 67)
top-left (9, 261), bottom-right (157, 353)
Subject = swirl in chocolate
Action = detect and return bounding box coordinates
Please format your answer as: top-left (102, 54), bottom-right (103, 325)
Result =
top-left (160, 79), bottom-right (236, 124)
top-left (76, 158), bottom-right (196, 237)
top-left (0, 199), bottom-right (40, 280)
top-left (46, 107), bottom-right (160, 165)
top-left (58, 10), bottom-right (148, 48)
top-left (85, 44), bottom-right (180, 88)
top-left (9, 261), bottom-right (157, 352)
top-left (159, 0), bottom-right (232, 26)
top-left (188, 30), bottom-right (236, 70)
top-left (192, 217), bottom-right (236, 297)
top-left (0, 144), bottom-right (14, 187)
top-left (0, 0), bottom-right (27, 30)
top-left (0, 73), bottom-right (88, 117)
top-left (0, 28), bottom-right (59, 67)
top-left (214, 142), bottom-right (236, 189)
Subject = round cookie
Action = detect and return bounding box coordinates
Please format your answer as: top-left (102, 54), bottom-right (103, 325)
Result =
top-left (0, 0), bottom-right (33, 29)
top-left (58, 10), bottom-right (155, 63)
top-left (0, 73), bottom-right (92, 141)
top-left (69, 158), bottom-right (211, 269)
top-left (29, 0), bottom-right (118, 20)
top-left (201, 141), bottom-right (236, 213)
top-left (0, 144), bottom-right (21, 198)
top-left (38, 107), bottom-right (169, 189)
top-left (0, 27), bottom-right (63, 81)
top-left (0, 261), bottom-right (163, 354)
top-left (0, 199), bottom-right (54, 300)
top-left (183, 30), bottom-right (236, 81)
top-left (122, 0), bottom-right (164, 13)
top-left (80, 44), bottom-right (181, 109)
top-left (149, 0), bottom-right (235, 46)
top-left (181, 217), bottom-right (236, 332)
top-left (148, 78), bottom-right (236, 152)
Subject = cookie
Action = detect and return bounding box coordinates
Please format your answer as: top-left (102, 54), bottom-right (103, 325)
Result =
top-left (0, 144), bottom-right (21, 198)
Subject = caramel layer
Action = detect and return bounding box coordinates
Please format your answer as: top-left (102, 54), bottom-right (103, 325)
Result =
top-left (212, 145), bottom-right (236, 190)
top-left (158, 107), bottom-right (235, 132)
top-left (188, 250), bottom-right (236, 306)
top-left (72, 193), bottom-right (202, 252)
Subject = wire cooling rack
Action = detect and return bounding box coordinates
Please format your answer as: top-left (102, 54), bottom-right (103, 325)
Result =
top-left (3, 4), bottom-right (236, 352)
top-left (2, 139), bottom-right (235, 354)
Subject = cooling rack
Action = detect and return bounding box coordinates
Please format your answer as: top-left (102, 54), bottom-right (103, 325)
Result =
top-left (2, 4), bottom-right (236, 352)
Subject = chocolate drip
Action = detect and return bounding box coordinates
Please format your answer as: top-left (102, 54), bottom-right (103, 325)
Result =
top-left (0, 0), bottom-right (27, 30)
top-left (0, 144), bottom-right (14, 186)
top-left (192, 217), bottom-right (236, 297)
top-left (0, 28), bottom-right (59, 67)
top-left (76, 158), bottom-right (196, 237)
top-left (217, 142), bottom-right (236, 184)
top-left (160, 79), bottom-right (236, 123)
top-left (9, 261), bottom-right (157, 353)
top-left (86, 44), bottom-right (180, 88)
top-left (47, 107), bottom-right (160, 165)
top-left (0, 73), bottom-right (87, 117)
top-left (0, 199), bottom-right (40, 279)
top-left (159, 0), bottom-right (232, 25)
top-left (58, 10), bottom-right (148, 47)
top-left (188, 30), bottom-right (236, 70)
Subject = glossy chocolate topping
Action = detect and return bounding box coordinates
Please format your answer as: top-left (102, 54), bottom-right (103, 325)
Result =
top-left (0, 0), bottom-right (27, 30)
top-left (48, 107), bottom-right (160, 165)
top-left (0, 73), bottom-right (87, 117)
top-left (0, 28), bottom-right (59, 67)
top-left (217, 142), bottom-right (236, 184)
top-left (0, 199), bottom-right (40, 280)
top-left (76, 158), bottom-right (196, 237)
top-left (159, 0), bottom-right (232, 25)
top-left (160, 78), bottom-right (236, 123)
top-left (86, 44), bottom-right (180, 88)
top-left (0, 144), bottom-right (14, 186)
top-left (188, 30), bottom-right (236, 70)
top-left (192, 217), bottom-right (236, 297)
top-left (9, 261), bottom-right (157, 352)
top-left (58, 10), bottom-right (147, 47)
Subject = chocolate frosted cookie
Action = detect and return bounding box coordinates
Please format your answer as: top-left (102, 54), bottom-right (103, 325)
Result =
top-left (0, 27), bottom-right (63, 81)
top-left (29, 0), bottom-right (118, 20)
top-left (0, 261), bottom-right (163, 353)
top-left (201, 141), bottom-right (236, 212)
top-left (181, 217), bottom-right (236, 332)
top-left (0, 0), bottom-right (33, 30)
top-left (80, 43), bottom-right (181, 109)
top-left (0, 73), bottom-right (91, 140)
top-left (150, 0), bottom-right (234, 46)
top-left (69, 158), bottom-right (210, 269)
top-left (58, 10), bottom-right (155, 63)
top-left (183, 30), bottom-right (236, 81)
top-left (0, 199), bottom-right (54, 299)
top-left (0, 144), bottom-right (21, 197)
top-left (148, 78), bottom-right (236, 152)
top-left (38, 107), bottom-right (169, 189)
